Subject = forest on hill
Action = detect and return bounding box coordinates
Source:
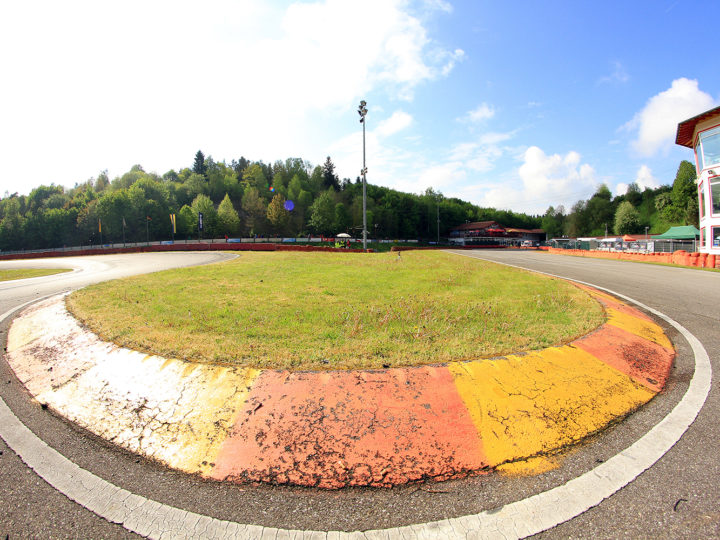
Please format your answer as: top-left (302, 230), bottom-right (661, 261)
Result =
top-left (0, 151), bottom-right (698, 252)
top-left (0, 152), bottom-right (539, 251)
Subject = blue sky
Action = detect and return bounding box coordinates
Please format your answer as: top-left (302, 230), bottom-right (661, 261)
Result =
top-left (1, 0), bottom-right (719, 214)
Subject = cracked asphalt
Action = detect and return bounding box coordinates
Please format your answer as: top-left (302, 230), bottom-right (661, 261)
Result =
top-left (0, 250), bottom-right (717, 538)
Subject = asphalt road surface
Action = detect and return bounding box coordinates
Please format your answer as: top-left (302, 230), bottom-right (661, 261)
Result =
top-left (0, 250), bottom-right (717, 538)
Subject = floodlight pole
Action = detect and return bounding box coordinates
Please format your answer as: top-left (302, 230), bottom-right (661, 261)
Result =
top-left (437, 194), bottom-right (440, 244)
top-left (359, 100), bottom-right (368, 250)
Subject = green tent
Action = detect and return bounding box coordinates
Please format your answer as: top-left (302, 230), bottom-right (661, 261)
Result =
top-left (652, 225), bottom-right (700, 240)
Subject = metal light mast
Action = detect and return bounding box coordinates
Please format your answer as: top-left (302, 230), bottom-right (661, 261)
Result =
top-left (358, 100), bottom-right (368, 250)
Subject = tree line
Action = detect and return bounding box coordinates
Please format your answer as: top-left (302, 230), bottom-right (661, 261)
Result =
top-left (541, 160), bottom-right (698, 239)
top-left (0, 151), bottom-right (541, 251)
top-left (0, 152), bottom-right (698, 252)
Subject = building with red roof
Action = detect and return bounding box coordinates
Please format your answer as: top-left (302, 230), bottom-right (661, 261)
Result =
top-left (449, 222), bottom-right (545, 246)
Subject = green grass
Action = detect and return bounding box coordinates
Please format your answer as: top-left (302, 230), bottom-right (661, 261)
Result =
top-left (0, 268), bottom-right (72, 282)
top-left (67, 251), bottom-right (604, 371)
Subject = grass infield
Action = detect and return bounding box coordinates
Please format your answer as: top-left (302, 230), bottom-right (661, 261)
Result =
top-left (0, 268), bottom-right (72, 282)
top-left (66, 251), bottom-right (604, 371)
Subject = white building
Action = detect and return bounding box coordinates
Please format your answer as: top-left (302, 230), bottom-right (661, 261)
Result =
top-left (676, 105), bottom-right (720, 254)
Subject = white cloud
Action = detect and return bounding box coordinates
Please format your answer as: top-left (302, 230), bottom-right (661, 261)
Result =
top-left (447, 132), bottom-right (514, 171)
top-left (375, 111), bottom-right (414, 138)
top-left (459, 103), bottom-right (495, 123)
top-left (616, 164), bottom-right (662, 195)
top-left (416, 162), bottom-right (467, 190)
top-left (439, 48), bottom-right (465, 77)
top-left (478, 131), bottom-right (513, 145)
top-left (598, 61), bottom-right (629, 85)
top-left (420, 0), bottom-right (453, 13)
top-left (624, 78), bottom-right (717, 157)
top-left (615, 183), bottom-right (629, 196)
top-left (634, 165), bottom-right (661, 190)
top-left (477, 146), bottom-right (597, 214)
top-left (327, 110), bottom-right (419, 190)
top-left (0, 0), bottom-right (461, 195)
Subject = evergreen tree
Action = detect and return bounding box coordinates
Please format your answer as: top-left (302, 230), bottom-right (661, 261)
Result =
top-left (322, 156), bottom-right (340, 190)
top-left (193, 150), bottom-right (207, 177)
top-left (231, 157), bottom-right (250, 180)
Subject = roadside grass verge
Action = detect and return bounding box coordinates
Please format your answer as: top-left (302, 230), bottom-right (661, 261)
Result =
top-left (66, 251), bottom-right (604, 371)
top-left (0, 268), bottom-right (72, 282)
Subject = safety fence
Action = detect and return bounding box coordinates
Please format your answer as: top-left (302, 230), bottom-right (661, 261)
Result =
top-left (543, 247), bottom-right (718, 269)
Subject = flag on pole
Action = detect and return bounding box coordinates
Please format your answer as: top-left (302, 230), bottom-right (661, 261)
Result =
top-left (146, 216), bottom-right (152, 221)
top-left (122, 217), bottom-right (126, 228)
top-left (98, 219), bottom-right (102, 233)
top-left (170, 213), bottom-right (176, 234)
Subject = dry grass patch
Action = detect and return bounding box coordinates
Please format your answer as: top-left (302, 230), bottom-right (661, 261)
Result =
top-left (67, 251), bottom-right (604, 370)
top-left (0, 268), bottom-right (71, 282)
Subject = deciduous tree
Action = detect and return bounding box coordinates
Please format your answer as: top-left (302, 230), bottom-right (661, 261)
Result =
top-left (267, 193), bottom-right (290, 234)
top-left (309, 191), bottom-right (335, 234)
top-left (217, 193), bottom-right (241, 236)
top-left (614, 201), bottom-right (640, 235)
top-left (191, 194), bottom-right (217, 237)
top-left (241, 187), bottom-right (267, 235)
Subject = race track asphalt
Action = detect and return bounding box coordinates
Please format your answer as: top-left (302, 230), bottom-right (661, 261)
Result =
top-left (0, 250), bottom-right (717, 538)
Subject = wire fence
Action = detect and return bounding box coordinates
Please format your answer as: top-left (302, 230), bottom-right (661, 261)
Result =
top-left (545, 239), bottom-right (698, 253)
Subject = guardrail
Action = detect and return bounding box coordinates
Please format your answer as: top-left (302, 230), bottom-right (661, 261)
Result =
top-left (0, 238), bottom-right (439, 261)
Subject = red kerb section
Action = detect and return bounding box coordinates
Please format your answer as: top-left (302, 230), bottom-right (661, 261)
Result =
top-left (574, 324), bottom-right (674, 393)
top-left (211, 366), bottom-right (487, 488)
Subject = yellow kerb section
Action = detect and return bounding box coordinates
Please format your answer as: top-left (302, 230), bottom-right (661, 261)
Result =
top-left (605, 308), bottom-right (673, 349)
top-left (448, 345), bottom-right (655, 468)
